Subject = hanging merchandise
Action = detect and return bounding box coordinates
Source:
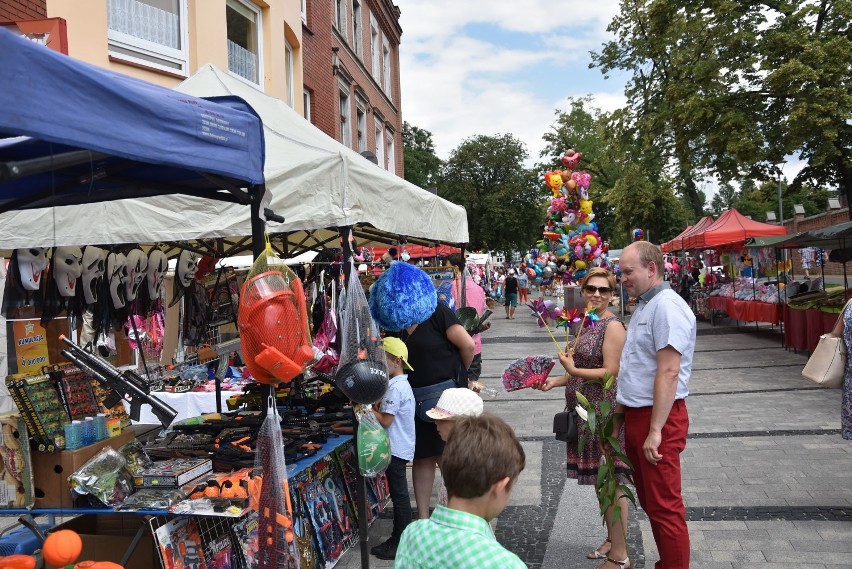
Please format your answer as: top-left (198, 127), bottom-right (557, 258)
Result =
top-left (534, 149), bottom-right (611, 284)
top-left (1, 248), bottom-right (48, 318)
top-left (311, 289), bottom-right (340, 375)
top-left (354, 404), bottom-right (391, 477)
top-left (336, 260), bottom-right (389, 404)
top-left (239, 239), bottom-right (314, 385)
top-left (40, 246), bottom-right (84, 327)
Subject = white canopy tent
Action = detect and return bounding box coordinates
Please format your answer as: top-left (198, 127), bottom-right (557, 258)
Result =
top-left (0, 64), bottom-right (468, 254)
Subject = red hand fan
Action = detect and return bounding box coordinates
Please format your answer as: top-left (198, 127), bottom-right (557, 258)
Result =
top-left (501, 355), bottom-right (556, 391)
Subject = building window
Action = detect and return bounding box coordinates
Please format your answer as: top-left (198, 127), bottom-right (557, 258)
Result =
top-left (227, 0), bottom-right (262, 85)
top-left (340, 87), bottom-right (352, 147)
top-left (382, 37), bottom-right (392, 96)
top-left (107, 0), bottom-right (188, 74)
top-left (386, 129), bottom-right (395, 173)
top-left (374, 116), bottom-right (384, 167)
top-left (334, 0), bottom-right (347, 41)
top-left (301, 0), bottom-right (307, 24)
top-left (285, 40), bottom-right (295, 107)
top-left (355, 99), bottom-right (367, 152)
top-left (303, 89), bottom-right (311, 121)
top-left (370, 14), bottom-right (380, 78)
top-left (352, 0), bottom-right (362, 57)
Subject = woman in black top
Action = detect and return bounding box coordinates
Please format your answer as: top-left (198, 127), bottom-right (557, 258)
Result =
top-left (401, 302), bottom-right (474, 519)
top-left (504, 270), bottom-right (519, 319)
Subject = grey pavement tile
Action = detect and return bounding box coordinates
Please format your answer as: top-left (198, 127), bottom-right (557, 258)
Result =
top-left (711, 550), bottom-right (768, 562)
top-left (765, 551), bottom-right (852, 564)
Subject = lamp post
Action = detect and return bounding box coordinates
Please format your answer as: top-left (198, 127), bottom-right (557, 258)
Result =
top-left (776, 161), bottom-right (786, 226)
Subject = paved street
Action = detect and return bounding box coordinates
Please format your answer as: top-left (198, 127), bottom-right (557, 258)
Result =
top-left (340, 300), bottom-right (852, 569)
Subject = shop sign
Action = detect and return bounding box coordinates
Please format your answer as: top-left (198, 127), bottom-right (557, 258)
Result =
top-left (11, 319), bottom-right (50, 374)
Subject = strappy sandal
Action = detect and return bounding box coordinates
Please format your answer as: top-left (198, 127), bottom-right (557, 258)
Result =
top-left (586, 538), bottom-right (611, 560)
top-left (600, 557), bottom-right (630, 569)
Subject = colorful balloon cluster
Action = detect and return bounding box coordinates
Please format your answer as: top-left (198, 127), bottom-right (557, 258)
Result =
top-left (524, 149), bottom-right (610, 284)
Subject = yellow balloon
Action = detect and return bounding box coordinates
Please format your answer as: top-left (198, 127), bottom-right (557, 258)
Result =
top-left (575, 260), bottom-right (587, 270)
top-left (586, 235), bottom-right (598, 246)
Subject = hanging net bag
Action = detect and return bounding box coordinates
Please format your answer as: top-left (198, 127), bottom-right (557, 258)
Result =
top-left (334, 261), bottom-right (388, 404)
top-left (238, 240), bottom-right (314, 385)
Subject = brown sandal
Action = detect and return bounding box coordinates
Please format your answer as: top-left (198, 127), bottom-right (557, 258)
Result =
top-left (586, 538), bottom-right (611, 560)
top-left (600, 557), bottom-right (630, 569)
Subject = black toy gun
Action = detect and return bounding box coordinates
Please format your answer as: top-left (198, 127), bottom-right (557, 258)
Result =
top-left (59, 335), bottom-right (178, 427)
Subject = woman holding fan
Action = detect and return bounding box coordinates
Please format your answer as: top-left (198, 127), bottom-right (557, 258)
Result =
top-left (535, 267), bottom-right (630, 568)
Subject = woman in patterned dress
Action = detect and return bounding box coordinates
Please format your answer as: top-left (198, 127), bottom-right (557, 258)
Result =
top-left (831, 299), bottom-right (852, 440)
top-left (535, 268), bottom-right (630, 568)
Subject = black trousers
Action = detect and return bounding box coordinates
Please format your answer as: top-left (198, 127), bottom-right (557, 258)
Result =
top-left (386, 455), bottom-right (412, 541)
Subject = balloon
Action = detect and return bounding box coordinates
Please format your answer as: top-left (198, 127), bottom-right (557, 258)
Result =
top-left (534, 276), bottom-right (543, 284)
top-left (526, 268), bottom-right (537, 279)
top-left (544, 171), bottom-right (563, 197)
top-left (543, 267), bottom-right (553, 278)
top-left (575, 260), bottom-right (587, 270)
top-left (586, 235), bottom-right (598, 247)
top-left (633, 228), bottom-right (644, 241)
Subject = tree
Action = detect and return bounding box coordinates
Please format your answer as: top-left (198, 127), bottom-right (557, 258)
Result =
top-left (440, 134), bottom-right (543, 252)
top-left (710, 183), bottom-right (738, 216)
top-left (592, 0), bottom-right (852, 210)
top-left (402, 122), bottom-right (443, 190)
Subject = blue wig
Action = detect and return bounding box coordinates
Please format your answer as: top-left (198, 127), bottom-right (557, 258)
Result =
top-left (369, 262), bottom-right (437, 331)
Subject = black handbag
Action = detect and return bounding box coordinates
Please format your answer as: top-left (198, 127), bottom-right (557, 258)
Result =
top-left (411, 379), bottom-right (457, 423)
top-left (553, 407), bottom-right (578, 443)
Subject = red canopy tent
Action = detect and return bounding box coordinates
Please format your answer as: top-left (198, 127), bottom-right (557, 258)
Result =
top-left (368, 244), bottom-right (461, 259)
top-left (683, 208), bottom-right (786, 250)
top-left (665, 216), bottom-right (715, 252)
top-left (662, 225), bottom-right (692, 253)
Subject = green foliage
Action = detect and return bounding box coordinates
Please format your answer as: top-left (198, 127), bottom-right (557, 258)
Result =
top-left (440, 134), bottom-right (544, 252)
top-left (402, 122), bottom-right (443, 190)
top-left (575, 372), bottom-right (636, 534)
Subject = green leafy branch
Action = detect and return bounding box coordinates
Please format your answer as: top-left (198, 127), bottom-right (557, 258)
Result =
top-left (575, 371), bottom-right (636, 532)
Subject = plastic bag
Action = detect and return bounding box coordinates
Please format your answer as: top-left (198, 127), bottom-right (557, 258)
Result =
top-left (118, 439), bottom-right (153, 474)
top-left (355, 404), bottom-right (390, 477)
top-left (69, 447), bottom-right (134, 506)
top-left (335, 262), bottom-right (388, 403)
top-left (115, 487), bottom-right (185, 511)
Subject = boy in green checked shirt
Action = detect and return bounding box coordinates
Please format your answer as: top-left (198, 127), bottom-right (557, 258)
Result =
top-left (394, 414), bottom-right (527, 569)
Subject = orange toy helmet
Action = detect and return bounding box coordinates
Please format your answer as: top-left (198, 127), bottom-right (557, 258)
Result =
top-left (238, 270), bottom-right (315, 385)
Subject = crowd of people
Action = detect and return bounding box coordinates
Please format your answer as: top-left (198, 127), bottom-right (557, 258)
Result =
top-left (362, 243), bottom-right (697, 569)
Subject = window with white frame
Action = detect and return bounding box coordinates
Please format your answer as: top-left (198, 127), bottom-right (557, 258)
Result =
top-left (352, 0), bottom-right (362, 57)
top-left (339, 86), bottom-right (352, 147)
top-left (285, 40), bottom-right (295, 107)
top-left (303, 89), bottom-right (311, 121)
top-left (301, 0), bottom-right (307, 24)
top-left (374, 116), bottom-right (384, 167)
top-left (370, 14), bottom-right (380, 78)
top-left (386, 128), bottom-right (395, 173)
top-left (227, 0), bottom-right (262, 85)
top-left (107, 0), bottom-right (188, 74)
top-left (382, 36), bottom-right (392, 96)
top-left (334, 0), bottom-right (347, 41)
top-left (355, 99), bottom-right (367, 152)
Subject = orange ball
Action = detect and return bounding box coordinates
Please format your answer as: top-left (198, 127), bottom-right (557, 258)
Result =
top-left (43, 530), bottom-right (82, 567)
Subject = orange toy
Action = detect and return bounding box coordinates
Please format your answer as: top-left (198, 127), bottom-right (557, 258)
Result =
top-left (0, 555), bottom-right (35, 569)
top-left (43, 530), bottom-right (82, 567)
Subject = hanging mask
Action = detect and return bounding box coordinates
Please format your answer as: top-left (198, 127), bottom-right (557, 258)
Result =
top-left (147, 249), bottom-right (169, 299)
top-left (53, 246), bottom-right (83, 298)
top-left (107, 252), bottom-right (128, 309)
top-left (124, 249), bottom-right (148, 302)
top-left (82, 246), bottom-right (108, 305)
top-left (176, 250), bottom-right (199, 289)
top-left (16, 247), bottom-right (49, 291)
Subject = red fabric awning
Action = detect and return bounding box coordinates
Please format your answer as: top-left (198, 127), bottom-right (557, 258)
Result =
top-left (368, 244), bottom-right (461, 259)
top-left (684, 208), bottom-right (786, 250)
top-left (662, 225), bottom-right (693, 253)
top-left (666, 217), bottom-right (715, 252)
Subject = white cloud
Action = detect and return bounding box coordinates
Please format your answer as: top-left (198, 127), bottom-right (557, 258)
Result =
top-left (395, 1), bottom-right (624, 162)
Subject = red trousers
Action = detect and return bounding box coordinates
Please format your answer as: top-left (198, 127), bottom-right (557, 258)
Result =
top-left (624, 399), bottom-right (690, 569)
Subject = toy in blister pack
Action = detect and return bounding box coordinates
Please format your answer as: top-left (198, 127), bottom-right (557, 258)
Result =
top-left (6, 373), bottom-right (68, 451)
top-left (153, 517), bottom-right (207, 569)
top-left (0, 415), bottom-right (34, 508)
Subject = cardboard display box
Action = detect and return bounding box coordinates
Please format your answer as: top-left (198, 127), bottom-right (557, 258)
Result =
top-left (49, 514), bottom-right (155, 569)
top-left (31, 429), bottom-right (134, 508)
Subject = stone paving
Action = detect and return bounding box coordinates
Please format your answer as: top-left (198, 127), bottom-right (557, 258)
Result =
top-left (338, 301), bottom-right (852, 569)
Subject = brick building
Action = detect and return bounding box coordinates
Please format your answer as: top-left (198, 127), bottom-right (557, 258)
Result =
top-left (302, 0), bottom-right (403, 176)
top-left (0, 0), bottom-right (45, 20)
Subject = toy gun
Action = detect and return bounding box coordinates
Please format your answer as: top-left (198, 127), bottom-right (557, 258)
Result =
top-left (59, 335), bottom-right (178, 428)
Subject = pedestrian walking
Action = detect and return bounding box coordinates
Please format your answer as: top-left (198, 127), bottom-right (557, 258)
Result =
top-left (615, 241), bottom-right (696, 569)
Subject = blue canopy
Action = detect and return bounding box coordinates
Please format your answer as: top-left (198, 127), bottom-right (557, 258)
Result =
top-left (0, 28), bottom-right (265, 213)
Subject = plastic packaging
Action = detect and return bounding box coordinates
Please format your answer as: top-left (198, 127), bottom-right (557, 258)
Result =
top-left (64, 421), bottom-right (82, 450)
top-left (82, 417), bottom-right (95, 446)
top-left (355, 404), bottom-right (390, 477)
top-left (95, 414), bottom-right (108, 441)
top-left (69, 447), bottom-right (134, 506)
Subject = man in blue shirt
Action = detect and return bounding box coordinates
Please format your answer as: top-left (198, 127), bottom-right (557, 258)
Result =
top-left (616, 241), bottom-right (696, 569)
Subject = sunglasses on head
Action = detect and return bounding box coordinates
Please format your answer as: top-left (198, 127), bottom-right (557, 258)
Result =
top-left (583, 285), bottom-right (613, 295)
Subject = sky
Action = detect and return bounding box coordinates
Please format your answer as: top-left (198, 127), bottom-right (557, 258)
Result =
top-left (394, 0), bottom-right (626, 164)
top-left (393, 1), bottom-right (806, 199)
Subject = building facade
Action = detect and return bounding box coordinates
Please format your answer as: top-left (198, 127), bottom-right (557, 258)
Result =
top-left (5, 0), bottom-right (305, 114)
top-left (302, 0), bottom-right (403, 176)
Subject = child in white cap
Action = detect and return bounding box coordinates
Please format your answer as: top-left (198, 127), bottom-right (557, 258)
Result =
top-left (370, 336), bottom-right (415, 560)
top-left (426, 387), bottom-right (484, 442)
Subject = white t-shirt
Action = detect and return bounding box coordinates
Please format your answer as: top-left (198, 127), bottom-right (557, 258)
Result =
top-left (379, 374), bottom-right (415, 461)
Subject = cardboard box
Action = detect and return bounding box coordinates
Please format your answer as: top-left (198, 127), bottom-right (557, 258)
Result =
top-left (31, 429), bottom-right (134, 508)
top-left (49, 514), bottom-right (155, 569)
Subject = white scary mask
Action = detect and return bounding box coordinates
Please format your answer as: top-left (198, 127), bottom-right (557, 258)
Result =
top-left (107, 252), bottom-right (128, 309)
top-left (124, 249), bottom-right (148, 302)
top-left (82, 246), bottom-right (108, 304)
top-left (147, 249), bottom-right (168, 299)
top-left (53, 246), bottom-right (83, 297)
top-left (176, 250), bottom-right (199, 289)
top-left (16, 247), bottom-right (49, 291)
